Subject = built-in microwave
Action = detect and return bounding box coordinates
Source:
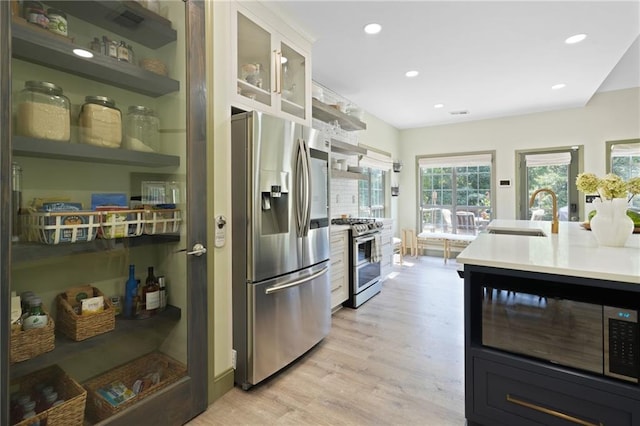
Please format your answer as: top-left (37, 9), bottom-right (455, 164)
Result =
top-left (482, 289), bottom-right (639, 383)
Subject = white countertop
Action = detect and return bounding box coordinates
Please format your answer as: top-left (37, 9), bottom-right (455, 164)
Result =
top-left (330, 225), bottom-right (350, 233)
top-left (457, 220), bottom-right (640, 284)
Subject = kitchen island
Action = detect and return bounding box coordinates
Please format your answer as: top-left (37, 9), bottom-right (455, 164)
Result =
top-left (458, 220), bottom-right (640, 426)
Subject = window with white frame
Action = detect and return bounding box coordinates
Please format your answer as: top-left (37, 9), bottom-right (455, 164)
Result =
top-left (358, 168), bottom-right (385, 218)
top-left (358, 150), bottom-right (391, 218)
top-left (418, 152), bottom-right (494, 234)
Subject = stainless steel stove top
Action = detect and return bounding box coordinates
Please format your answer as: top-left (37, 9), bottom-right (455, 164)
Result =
top-left (331, 218), bottom-right (383, 236)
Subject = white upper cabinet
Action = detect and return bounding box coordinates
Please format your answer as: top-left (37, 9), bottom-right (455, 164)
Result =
top-left (231, 3), bottom-right (311, 125)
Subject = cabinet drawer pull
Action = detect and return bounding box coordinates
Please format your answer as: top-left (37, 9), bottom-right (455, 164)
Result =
top-left (506, 394), bottom-right (603, 426)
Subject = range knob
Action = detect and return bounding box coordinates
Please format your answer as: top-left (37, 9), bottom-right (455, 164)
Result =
top-left (353, 224), bottom-right (367, 234)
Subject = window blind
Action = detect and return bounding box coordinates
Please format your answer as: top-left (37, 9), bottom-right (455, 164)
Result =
top-left (525, 152), bottom-right (571, 167)
top-left (611, 143), bottom-right (640, 157)
top-left (359, 150), bottom-right (392, 171)
top-left (418, 153), bottom-right (492, 168)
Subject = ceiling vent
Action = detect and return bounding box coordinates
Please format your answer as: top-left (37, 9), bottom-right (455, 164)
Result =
top-left (449, 110), bottom-right (469, 115)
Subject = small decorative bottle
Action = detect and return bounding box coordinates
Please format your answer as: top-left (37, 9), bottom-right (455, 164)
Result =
top-left (143, 267), bottom-right (160, 317)
top-left (124, 264), bottom-right (138, 319)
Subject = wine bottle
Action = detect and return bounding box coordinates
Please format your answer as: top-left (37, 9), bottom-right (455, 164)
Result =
top-left (123, 265), bottom-right (138, 319)
top-left (143, 266), bottom-right (160, 317)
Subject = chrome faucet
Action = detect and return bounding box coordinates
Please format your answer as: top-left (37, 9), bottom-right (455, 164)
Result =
top-left (529, 188), bottom-right (559, 234)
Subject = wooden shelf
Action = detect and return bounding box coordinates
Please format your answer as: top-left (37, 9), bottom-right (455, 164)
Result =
top-left (312, 98), bottom-right (366, 131)
top-left (10, 305), bottom-right (181, 379)
top-left (330, 139), bottom-right (367, 156)
top-left (12, 19), bottom-right (180, 98)
top-left (46, 0), bottom-right (177, 49)
top-left (13, 136), bottom-right (180, 167)
top-left (12, 234), bottom-right (181, 266)
top-left (331, 169), bottom-right (367, 180)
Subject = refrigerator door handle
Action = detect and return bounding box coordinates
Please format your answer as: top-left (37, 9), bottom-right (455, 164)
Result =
top-left (265, 266), bottom-right (329, 294)
top-left (295, 137), bottom-right (311, 237)
top-left (302, 137), bottom-right (312, 236)
top-left (295, 138), bottom-right (305, 236)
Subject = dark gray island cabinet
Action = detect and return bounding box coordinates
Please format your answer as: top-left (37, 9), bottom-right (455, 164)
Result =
top-left (458, 221), bottom-right (640, 426)
top-left (464, 264), bottom-right (640, 426)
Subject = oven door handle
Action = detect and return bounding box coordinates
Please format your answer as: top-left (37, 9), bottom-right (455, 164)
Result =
top-left (354, 234), bottom-right (376, 244)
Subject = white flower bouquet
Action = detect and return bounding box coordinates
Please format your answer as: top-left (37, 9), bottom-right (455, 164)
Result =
top-left (576, 173), bottom-right (640, 201)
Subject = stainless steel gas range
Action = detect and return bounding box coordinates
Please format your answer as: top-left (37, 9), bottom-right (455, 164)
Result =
top-left (331, 218), bottom-right (384, 308)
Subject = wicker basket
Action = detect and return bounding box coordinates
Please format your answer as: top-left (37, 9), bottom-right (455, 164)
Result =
top-left (140, 58), bottom-right (168, 76)
top-left (56, 286), bottom-right (115, 341)
top-left (84, 352), bottom-right (187, 422)
top-left (10, 310), bottom-right (55, 364)
top-left (11, 365), bottom-right (86, 426)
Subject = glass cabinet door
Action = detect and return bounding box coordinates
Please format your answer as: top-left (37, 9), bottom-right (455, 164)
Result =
top-left (235, 7), bottom-right (309, 123)
top-left (237, 11), bottom-right (273, 107)
top-left (280, 41), bottom-right (306, 120)
top-left (2, 1), bottom-right (207, 425)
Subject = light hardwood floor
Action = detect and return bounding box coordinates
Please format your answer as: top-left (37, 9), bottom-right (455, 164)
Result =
top-left (187, 255), bottom-right (466, 425)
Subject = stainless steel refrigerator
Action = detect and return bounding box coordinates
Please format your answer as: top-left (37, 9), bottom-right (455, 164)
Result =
top-left (231, 111), bottom-right (331, 390)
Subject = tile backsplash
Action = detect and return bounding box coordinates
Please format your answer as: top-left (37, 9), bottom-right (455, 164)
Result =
top-left (330, 177), bottom-right (359, 218)
top-left (313, 119), bottom-right (362, 219)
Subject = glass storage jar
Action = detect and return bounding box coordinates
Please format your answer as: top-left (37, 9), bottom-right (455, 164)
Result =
top-left (125, 105), bottom-right (160, 152)
top-left (16, 81), bottom-right (70, 142)
top-left (79, 96), bottom-right (122, 148)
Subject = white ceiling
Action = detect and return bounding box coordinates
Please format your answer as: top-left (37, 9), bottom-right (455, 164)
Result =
top-left (277, 1), bottom-right (640, 130)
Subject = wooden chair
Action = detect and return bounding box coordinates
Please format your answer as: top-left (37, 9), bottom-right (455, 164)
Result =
top-left (456, 211), bottom-right (477, 233)
top-left (401, 229), bottom-right (417, 257)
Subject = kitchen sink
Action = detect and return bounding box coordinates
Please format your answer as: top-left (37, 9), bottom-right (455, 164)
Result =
top-left (487, 228), bottom-right (546, 237)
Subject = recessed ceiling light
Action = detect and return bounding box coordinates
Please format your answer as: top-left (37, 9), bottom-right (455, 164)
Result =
top-left (434, 103), bottom-right (444, 109)
top-left (73, 48), bottom-right (94, 58)
top-left (405, 70), bottom-right (419, 78)
top-left (552, 83), bottom-right (566, 90)
top-left (565, 34), bottom-right (587, 45)
top-left (364, 23), bottom-right (382, 35)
